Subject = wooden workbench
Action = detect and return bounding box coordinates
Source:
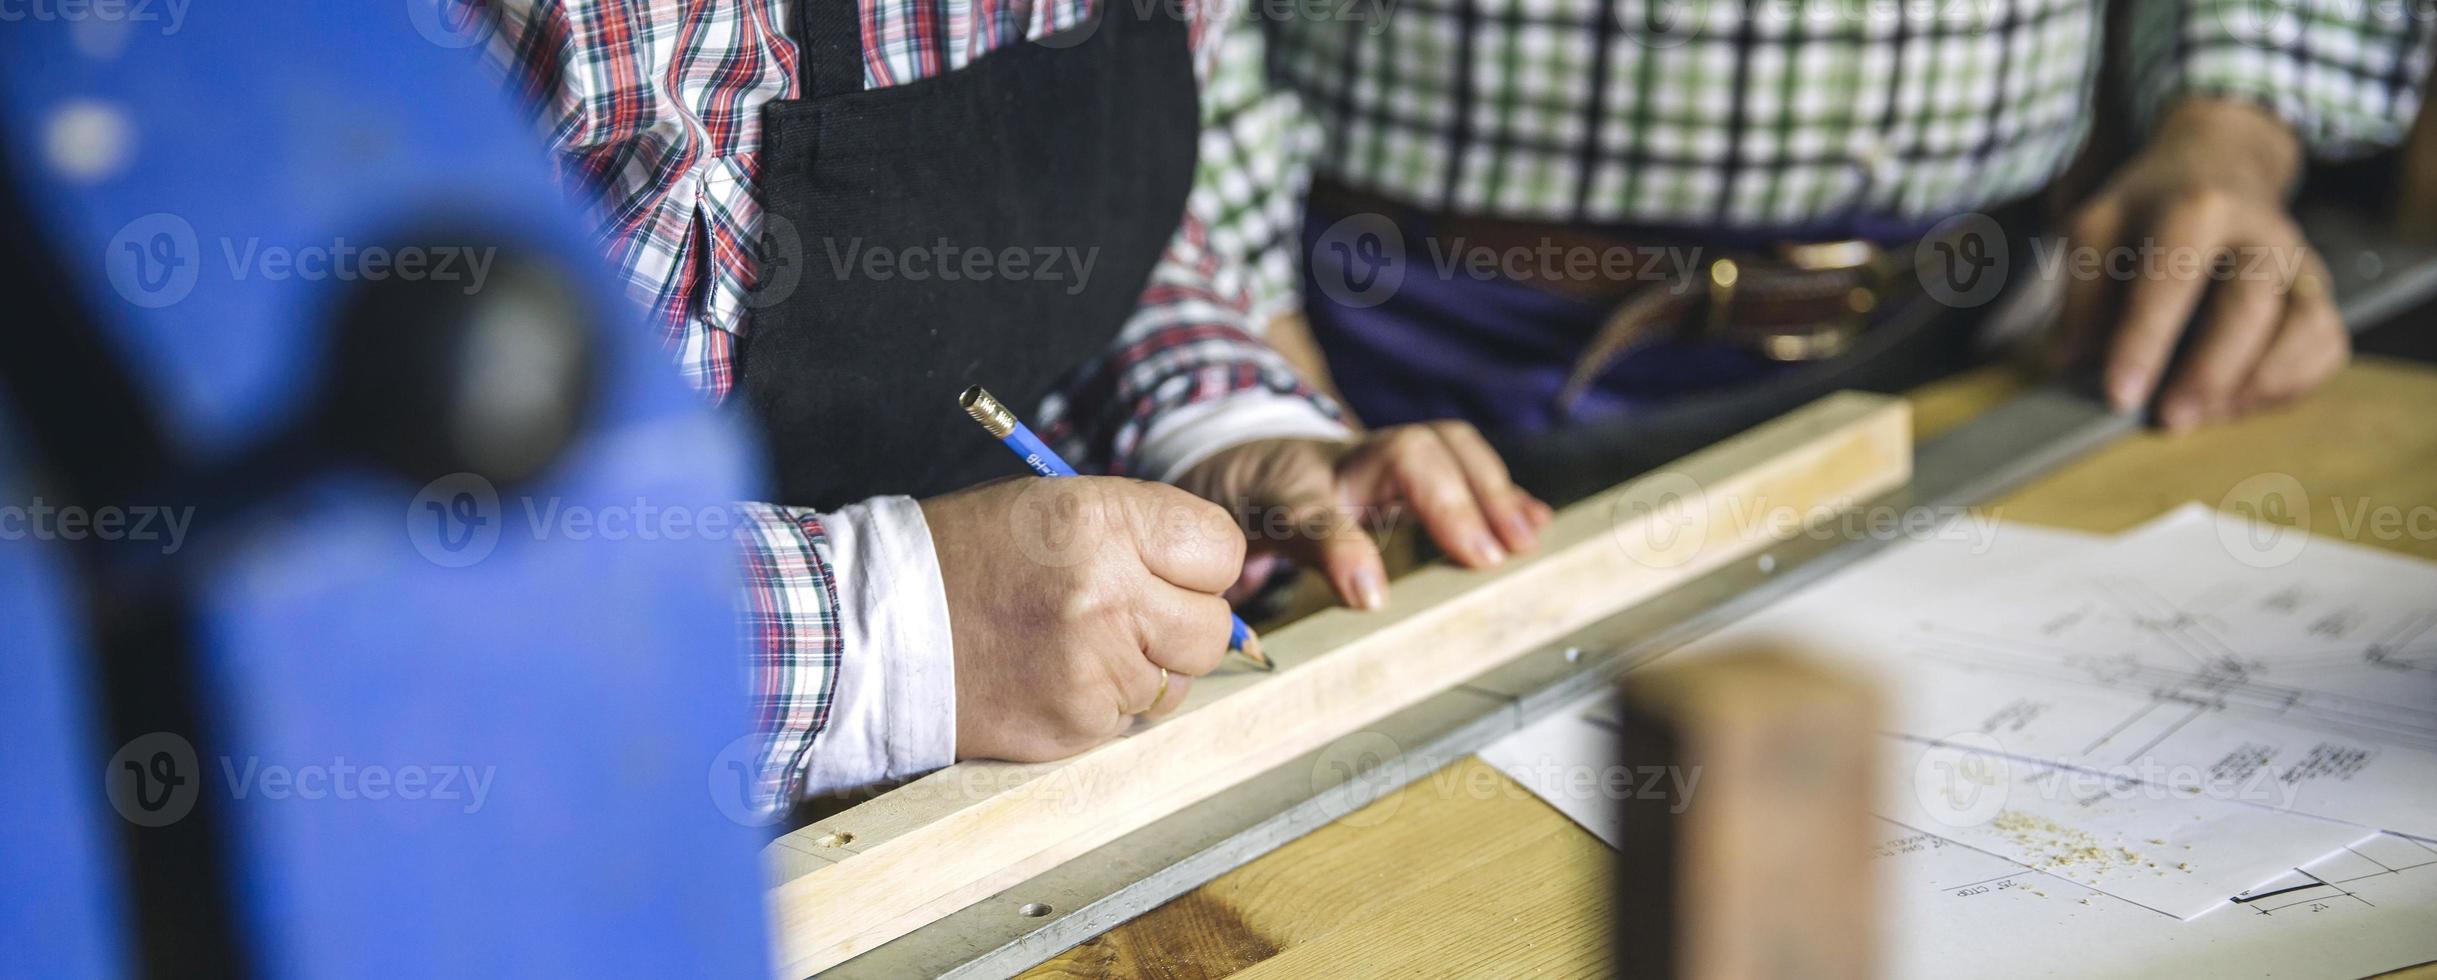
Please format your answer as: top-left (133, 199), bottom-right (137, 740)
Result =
top-left (1021, 356), bottom-right (2437, 979)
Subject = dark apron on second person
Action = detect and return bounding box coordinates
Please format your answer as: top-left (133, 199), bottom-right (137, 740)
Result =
top-left (741, 0), bottom-right (1199, 509)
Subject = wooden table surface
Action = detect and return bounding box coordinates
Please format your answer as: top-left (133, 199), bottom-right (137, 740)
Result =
top-left (1021, 357), bottom-right (2437, 979)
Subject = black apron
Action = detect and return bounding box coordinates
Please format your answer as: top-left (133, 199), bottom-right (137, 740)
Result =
top-left (741, 0), bottom-right (1201, 509)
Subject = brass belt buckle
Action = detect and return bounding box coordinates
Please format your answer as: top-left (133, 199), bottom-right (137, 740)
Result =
top-left (1702, 240), bottom-right (1886, 362)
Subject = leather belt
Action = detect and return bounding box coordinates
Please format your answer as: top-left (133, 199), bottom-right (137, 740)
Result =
top-left (1307, 180), bottom-right (1942, 415)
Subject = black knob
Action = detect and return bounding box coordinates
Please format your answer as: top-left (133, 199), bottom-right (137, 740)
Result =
top-left (322, 239), bottom-right (596, 487)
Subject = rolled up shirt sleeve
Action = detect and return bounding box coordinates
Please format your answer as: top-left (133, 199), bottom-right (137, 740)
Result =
top-left (732, 499), bottom-right (955, 813)
top-left (2133, 0), bottom-right (2437, 159)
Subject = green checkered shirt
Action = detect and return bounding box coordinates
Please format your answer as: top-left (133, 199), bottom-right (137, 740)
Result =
top-left (1191, 0), bottom-right (2434, 317)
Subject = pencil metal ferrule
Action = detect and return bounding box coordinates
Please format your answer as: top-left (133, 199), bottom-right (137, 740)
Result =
top-left (960, 385), bottom-right (1020, 440)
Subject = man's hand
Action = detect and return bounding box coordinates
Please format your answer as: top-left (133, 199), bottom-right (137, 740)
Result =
top-left (2054, 99), bottom-right (2348, 432)
top-left (922, 477), bottom-right (1243, 762)
top-left (1175, 422), bottom-right (1554, 611)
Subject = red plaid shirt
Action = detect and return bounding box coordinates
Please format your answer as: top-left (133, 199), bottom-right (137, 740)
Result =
top-left (476, 0), bottom-right (1333, 808)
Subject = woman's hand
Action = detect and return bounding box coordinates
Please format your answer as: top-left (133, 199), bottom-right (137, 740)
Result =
top-left (1176, 421), bottom-right (1553, 611)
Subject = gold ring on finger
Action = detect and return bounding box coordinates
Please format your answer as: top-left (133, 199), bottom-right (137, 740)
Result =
top-left (1137, 668), bottom-right (1171, 716)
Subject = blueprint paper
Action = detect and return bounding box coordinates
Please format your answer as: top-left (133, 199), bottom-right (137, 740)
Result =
top-left (1910, 504), bottom-right (2437, 840)
top-left (1481, 517), bottom-right (2104, 854)
top-left (1874, 734), bottom-right (2361, 919)
top-left (1873, 822), bottom-right (2437, 980)
top-left (1483, 509), bottom-right (2437, 946)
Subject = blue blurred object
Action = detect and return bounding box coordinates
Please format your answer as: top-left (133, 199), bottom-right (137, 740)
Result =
top-left (0, 4), bottom-right (771, 977)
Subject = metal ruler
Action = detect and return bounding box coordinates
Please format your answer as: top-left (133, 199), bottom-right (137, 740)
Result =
top-left (820, 215), bottom-right (2437, 980)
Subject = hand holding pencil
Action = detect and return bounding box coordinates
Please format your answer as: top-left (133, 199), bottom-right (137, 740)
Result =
top-left (961, 386), bottom-right (1271, 671)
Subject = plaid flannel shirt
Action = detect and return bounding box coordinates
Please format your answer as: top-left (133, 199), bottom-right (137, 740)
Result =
top-left (478, 0), bottom-right (1336, 808)
top-left (1194, 0), bottom-right (2432, 312)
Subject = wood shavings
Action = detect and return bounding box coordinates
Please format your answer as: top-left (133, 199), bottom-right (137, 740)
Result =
top-left (1987, 810), bottom-right (2154, 877)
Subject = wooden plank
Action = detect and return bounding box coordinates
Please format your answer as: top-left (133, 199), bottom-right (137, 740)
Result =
top-left (1611, 648), bottom-right (1881, 980)
top-left (766, 391), bottom-right (1912, 977)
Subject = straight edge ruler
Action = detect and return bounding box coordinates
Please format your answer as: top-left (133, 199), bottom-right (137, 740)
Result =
top-left (815, 214), bottom-right (2437, 979)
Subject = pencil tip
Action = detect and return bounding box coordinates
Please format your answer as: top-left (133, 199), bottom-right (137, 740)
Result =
top-left (1239, 635), bottom-right (1274, 672)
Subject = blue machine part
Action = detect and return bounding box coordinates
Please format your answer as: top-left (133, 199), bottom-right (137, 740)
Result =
top-left (1, 4), bottom-right (772, 976)
top-left (0, 424), bottom-right (126, 980)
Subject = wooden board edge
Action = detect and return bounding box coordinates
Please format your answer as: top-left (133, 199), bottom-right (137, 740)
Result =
top-left (766, 392), bottom-right (1911, 977)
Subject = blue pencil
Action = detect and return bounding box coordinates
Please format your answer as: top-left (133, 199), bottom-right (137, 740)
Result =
top-left (960, 385), bottom-right (1272, 671)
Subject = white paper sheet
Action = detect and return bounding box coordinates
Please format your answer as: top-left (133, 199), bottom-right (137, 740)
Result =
top-left (1909, 504), bottom-right (2437, 839)
top-left (1480, 509), bottom-right (2437, 962)
top-left (1872, 822), bottom-right (2437, 980)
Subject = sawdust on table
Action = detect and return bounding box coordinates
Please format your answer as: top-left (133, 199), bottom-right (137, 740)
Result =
top-left (1985, 810), bottom-right (2192, 878)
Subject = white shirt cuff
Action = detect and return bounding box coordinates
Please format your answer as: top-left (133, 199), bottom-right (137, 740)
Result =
top-left (801, 495), bottom-right (957, 791)
top-left (1136, 392), bottom-right (1353, 483)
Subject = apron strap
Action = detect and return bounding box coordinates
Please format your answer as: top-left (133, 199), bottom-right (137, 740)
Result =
top-left (796, 0), bottom-right (867, 97)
